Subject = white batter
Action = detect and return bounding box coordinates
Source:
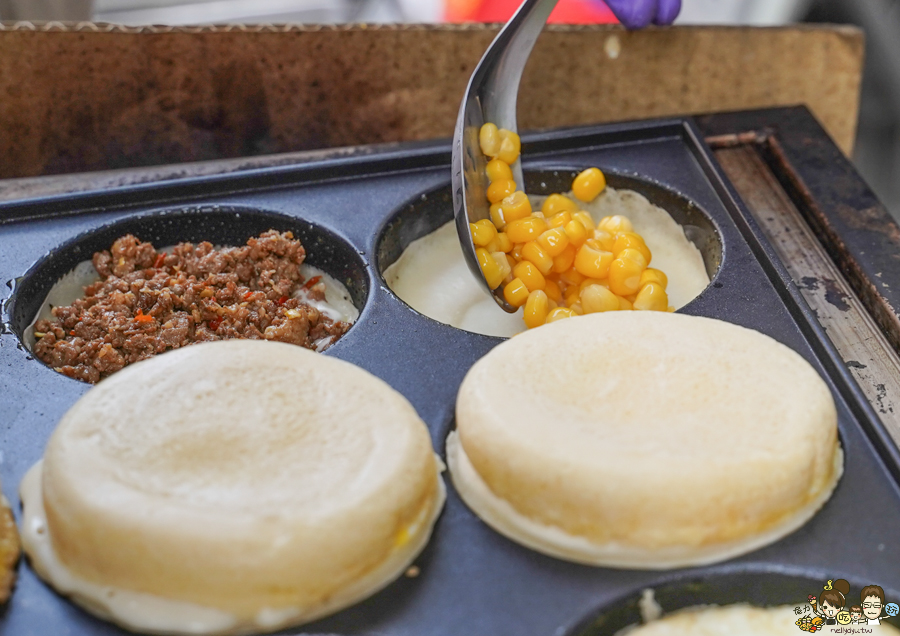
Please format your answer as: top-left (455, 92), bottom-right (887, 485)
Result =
top-left (384, 187), bottom-right (711, 337)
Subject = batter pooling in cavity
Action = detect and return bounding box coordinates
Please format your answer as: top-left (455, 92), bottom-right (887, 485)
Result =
top-left (32, 230), bottom-right (356, 383)
top-left (472, 123), bottom-right (674, 328)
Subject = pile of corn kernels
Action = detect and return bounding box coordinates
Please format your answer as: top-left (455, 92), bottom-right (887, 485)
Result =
top-left (472, 123), bottom-right (673, 329)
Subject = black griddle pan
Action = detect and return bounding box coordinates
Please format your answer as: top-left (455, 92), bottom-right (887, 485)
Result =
top-left (1, 118), bottom-right (899, 636)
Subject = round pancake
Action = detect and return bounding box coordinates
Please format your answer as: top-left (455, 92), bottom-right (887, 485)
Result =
top-left (450, 312), bottom-right (842, 568)
top-left (619, 604), bottom-right (900, 635)
top-left (20, 340), bottom-right (444, 635)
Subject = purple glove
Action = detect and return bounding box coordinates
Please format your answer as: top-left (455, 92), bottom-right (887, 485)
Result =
top-left (602, 0), bottom-right (681, 28)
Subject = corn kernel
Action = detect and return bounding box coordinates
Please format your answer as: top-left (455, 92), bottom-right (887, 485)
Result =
top-left (523, 290), bottom-right (550, 328)
top-left (591, 229), bottom-right (616, 252)
top-left (485, 237), bottom-right (501, 253)
top-left (541, 194), bottom-right (579, 216)
top-left (521, 241), bottom-right (554, 275)
top-left (490, 203), bottom-right (506, 229)
top-left (618, 247), bottom-right (649, 269)
top-left (564, 219), bottom-right (589, 247)
top-left (492, 251), bottom-right (511, 281)
top-left (497, 129), bottom-right (521, 164)
top-left (536, 228), bottom-right (570, 257)
top-left (506, 217), bottom-right (548, 244)
top-left (668, 306), bottom-right (676, 312)
top-left (476, 248), bottom-right (504, 290)
top-left (633, 282), bottom-right (669, 312)
top-left (572, 211), bottom-right (596, 231)
top-left (511, 244), bottom-right (524, 261)
top-left (503, 278), bottom-right (530, 307)
top-left (597, 215), bottom-right (634, 234)
top-left (544, 279), bottom-right (562, 302)
top-left (547, 211), bottom-right (572, 229)
top-left (581, 284), bottom-right (620, 313)
top-left (564, 286), bottom-right (581, 307)
top-left (546, 307), bottom-right (575, 323)
top-left (640, 268), bottom-right (668, 289)
top-left (548, 299), bottom-right (559, 310)
top-left (470, 219), bottom-right (497, 247)
top-left (569, 303), bottom-right (584, 315)
top-left (572, 167), bottom-right (607, 202)
top-left (496, 232), bottom-right (513, 253)
top-left (618, 296), bottom-right (634, 311)
top-left (487, 179), bottom-right (517, 204)
top-left (559, 267), bottom-right (586, 287)
top-left (608, 256), bottom-right (644, 296)
top-left (551, 245), bottom-right (577, 273)
top-left (574, 244), bottom-right (614, 279)
top-left (499, 191), bottom-right (532, 223)
top-left (486, 158), bottom-right (513, 182)
top-left (479, 123), bottom-right (501, 157)
top-left (513, 260), bottom-right (546, 292)
top-left (613, 232), bottom-right (652, 263)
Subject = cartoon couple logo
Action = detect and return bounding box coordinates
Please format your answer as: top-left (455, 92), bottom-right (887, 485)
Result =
top-left (796, 579), bottom-right (900, 631)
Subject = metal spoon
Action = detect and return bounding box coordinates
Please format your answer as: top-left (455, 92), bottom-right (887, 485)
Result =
top-left (452, 0), bottom-right (560, 312)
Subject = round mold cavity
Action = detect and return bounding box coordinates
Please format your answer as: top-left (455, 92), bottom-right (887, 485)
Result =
top-left (376, 169), bottom-right (722, 324)
top-left (567, 570), bottom-right (900, 636)
top-left (9, 206), bottom-right (369, 370)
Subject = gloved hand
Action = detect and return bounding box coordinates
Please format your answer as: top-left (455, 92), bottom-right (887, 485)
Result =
top-left (602, 0), bottom-right (681, 28)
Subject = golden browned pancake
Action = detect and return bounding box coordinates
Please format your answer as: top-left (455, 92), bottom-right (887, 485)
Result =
top-left (0, 494), bottom-right (19, 604)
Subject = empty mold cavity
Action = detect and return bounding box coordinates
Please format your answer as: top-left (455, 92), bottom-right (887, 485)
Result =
top-left (569, 571), bottom-right (898, 636)
top-left (10, 206), bottom-right (369, 374)
top-left (377, 170), bottom-right (722, 337)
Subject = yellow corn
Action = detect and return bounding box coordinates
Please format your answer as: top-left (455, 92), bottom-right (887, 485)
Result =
top-left (523, 290), bottom-right (550, 328)
top-left (559, 267), bottom-right (586, 287)
top-left (591, 229), bottom-right (616, 252)
top-left (486, 158), bottom-right (513, 183)
top-left (511, 244), bottom-right (524, 261)
top-left (608, 256), bottom-right (644, 296)
top-left (551, 245), bottom-right (577, 273)
top-left (490, 203), bottom-right (506, 229)
top-left (521, 241), bottom-right (554, 275)
top-left (536, 227), bottom-right (570, 257)
top-left (492, 251), bottom-right (511, 281)
top-left (640, 268), bottom-right (668, 289)
top-left (572, 167), bottom-right (606, 202)
top-left (581, 284), bottom-right (620, 313)
top-left (496, 232), bottom-right (513, 253)
top-left (470, 220), bottom-right (497, 247)
top-left (546, 307), bottom-right (576, 323)
top-left (633, 282), bottom-right (668, 312)
top-left (479, 123), bottom-right (501, 157)
top-left (506, 217), bottom-right (549, 244)
top-left (503, 278), bottom-right (530, 307)
top-left (499, 191), bottom-right (532, 223)
top-left (574, 244), bottom-right (614, 279)
top-left (618, 296), bottom-right (634, 311)
top-left (618, 247), bottom-right (649, 269)
top-left (476, 248), bottom-right (504, 290)
top-left (513, 260), bottom-right (546, 292)
top-left (564, 286), bottom-right (581, 307)
top-left (541, 194), bottom-right (579, 216)
top-left (547, 211), bottom-right (572, 229)
top-left (544, 279), bottom-right (562, 303)
top-left (613, 232), bottom-right (652, 264)
top-left (564, 219), bottom-right (589, 247)
top-left (487, 179), bottom-right (517, 204)
top-left (497, 129), bottom-right (521, 164)
top-left (597, 215), bottom-right (634, 234)
top-left (572, 211), bottom-right (596, 231)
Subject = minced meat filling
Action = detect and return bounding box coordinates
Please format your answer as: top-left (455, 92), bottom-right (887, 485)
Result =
top-left (33, 230), bottom-right (351, 383)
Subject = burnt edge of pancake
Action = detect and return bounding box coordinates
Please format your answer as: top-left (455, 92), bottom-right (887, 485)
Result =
top-left (32, 230), bottom-right (351, 383)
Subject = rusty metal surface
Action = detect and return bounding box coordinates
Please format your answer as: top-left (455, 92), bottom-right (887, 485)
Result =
top-left (697, 107), bottom-right (900, 361)
top-left (715, 143), bottom-right (900, 447)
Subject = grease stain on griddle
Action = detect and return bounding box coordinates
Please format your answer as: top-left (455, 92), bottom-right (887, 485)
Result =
top-left (846, 360), bottom-right (868, 370)
top-left (822, 277), bottom-right (851, 311)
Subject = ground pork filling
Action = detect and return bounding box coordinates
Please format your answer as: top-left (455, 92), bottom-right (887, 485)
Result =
top-left (33, 230), bottom-right (352, 383)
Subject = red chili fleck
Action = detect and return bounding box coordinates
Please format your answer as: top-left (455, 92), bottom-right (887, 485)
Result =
top-left (134, 309), bottom-right (154, 324)
top-left (302, 276), bottom-right (322, 290)
top-left (243, 291), bottom-right (254, 301)
top-left (153, 252), bottom-right (166, 268)
top-left (277, 295), bottom-right (288, 305)
top-left (208, 317), bottom-right (222, 331)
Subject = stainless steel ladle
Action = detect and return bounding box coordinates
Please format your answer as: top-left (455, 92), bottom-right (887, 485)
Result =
top-left (451, 0), bottom-right (560, 312)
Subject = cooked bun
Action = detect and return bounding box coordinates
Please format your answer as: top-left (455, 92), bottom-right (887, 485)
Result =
top-left (21, 340), bottom-right (444, 634)
top-left (620, 604), bottom-right (900, 635)
top-left (450, 312), bottom-right (841, 569)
